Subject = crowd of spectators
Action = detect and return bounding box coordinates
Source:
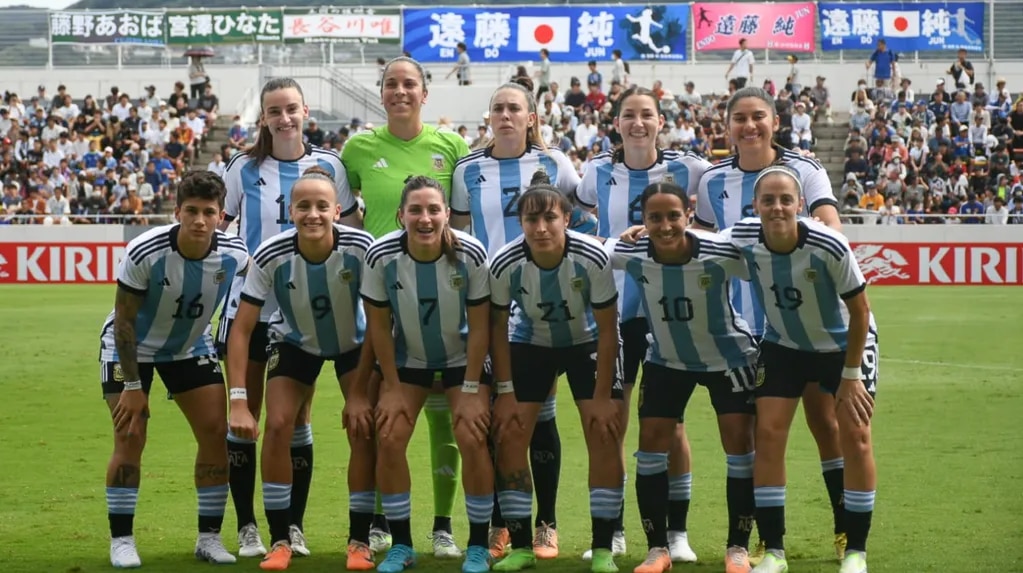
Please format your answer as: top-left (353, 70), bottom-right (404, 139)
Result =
top-left (840, 47), bottom-right (1023, 224)
top-left (0, 79), bottom-right (223, 225)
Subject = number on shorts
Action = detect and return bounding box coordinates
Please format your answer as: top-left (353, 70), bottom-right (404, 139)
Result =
top-left (769, 284), bottom-right (803, 310)
top-left (172, 293), bottom-right (205, 319)
top-left (860, 344), bottom-right (878, 392)
top-left (502, 187), bottom-right (521, 217)
top-left (419, 297), bottom-right (438, 325)
top-left (538, 300), bottom-right (575, 322)
top-left (657, 296), bottom-right (694, 322)
top-left (726, 366), bottom-right (756, 393)
top-left (311, 295), bottom-right (332, 319)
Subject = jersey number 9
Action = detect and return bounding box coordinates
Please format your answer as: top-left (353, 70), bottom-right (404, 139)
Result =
top-left (769, 285), bottom-right (803, 310)
top-left (311, 295), bottom-right (332, 319)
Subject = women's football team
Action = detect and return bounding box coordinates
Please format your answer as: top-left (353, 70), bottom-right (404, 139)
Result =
top-left (99, 58), bottom-right (878, 573)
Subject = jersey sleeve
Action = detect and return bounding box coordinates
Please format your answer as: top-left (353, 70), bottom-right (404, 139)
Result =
top-left (685, 154), bottom-right (712, 197)
top-left (340, 138), bottom-right (363, 191)
top-left (116, 249), bottom-right (150, 295)
top-left (222, 157), bottom-right (245, 222)
top-left (489, 260), bottom-right (512, 310)
top-left (694, 174), bottom-right (716, 229)
top-left (802, 163), bottom-right (839, 214)
top-left (466, 254), bottom-right (491, 306)
top-left (826, 235), bottom-right (867, 300)
top-left (554, 151), bottom-right (581, 197)
top-left (588, 253), bottom-right (618, 309)
top-left (576, 161), bottom-right (598, 208)
top-left (450, 162), bottom-right (470, 215)
top-left (359, 250), bottom-right (389, 307)
top-left (331, 155), bottom-right (357, 216)
top-left (240, 256), bottom-right (273, 307)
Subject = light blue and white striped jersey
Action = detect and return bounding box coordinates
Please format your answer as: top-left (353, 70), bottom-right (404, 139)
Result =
top-left (99, 225), bottom-right (249, 363)
top-left (361, 229), bottom-right (490, 369)
top-left (725, 217), bottom-right (877, 353)
top-left (576, 149), bottom-right (711, 322)
top-left (240, 224), bottom-right (372, 357)
top-left (606, 231), bottom-right (757, 372)
top-left (693, 147), bottom-right (838, 335)
top-left (222, 144), bottom-right (356, 321)
top-left (490, 230), bottom-right (617, 348)
top-left (451, 145), bottom-right (579, 258)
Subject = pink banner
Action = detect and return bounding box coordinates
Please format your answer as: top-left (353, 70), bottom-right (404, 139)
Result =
top-left (692, 2), bottom-right (816, 52)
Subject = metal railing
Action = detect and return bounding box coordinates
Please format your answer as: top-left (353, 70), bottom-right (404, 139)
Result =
top-left (0, 0), bottom-right (1019, 69)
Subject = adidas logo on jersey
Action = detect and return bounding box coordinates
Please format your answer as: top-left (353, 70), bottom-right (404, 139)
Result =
top-left (255, 177), bottom-right (267, 186)
top-left (517, 287), bottom-right (529, 295)
top-left (719, 190), bottom-right (729, 199)
top-left (476, 175), bottom-right (487, 184)
top-left (390, 281), bottom-right (404, 290)
top-left (374, 158), bottom-right (388, 169)
top-left (286, 281), bottom-right (297, 290)
top-left (160, 277), bottom-right (171, 287)
top-left (607, 177), bottom-right (618, 186)
top-left (637, 275), bottom-right (649, 284)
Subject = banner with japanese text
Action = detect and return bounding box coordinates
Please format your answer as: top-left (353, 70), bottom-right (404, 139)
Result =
top-left (165, 9), bottom-right (283, 45)
top-left (691, 3), bottom-right (815, 52)
top-left (818, 2), bottom-right (984, 52)
top-left (49, 10), bottom-right (165, 45)
top-left (282, 7), bottom-right (400, 44)
top-left (402, 5), bottom-right (689, 63)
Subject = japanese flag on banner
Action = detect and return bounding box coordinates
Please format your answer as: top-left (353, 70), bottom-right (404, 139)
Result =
top-left (881, 10), bottom-right (920, 38)
top-left (517, 16), bottom-right (571, 52)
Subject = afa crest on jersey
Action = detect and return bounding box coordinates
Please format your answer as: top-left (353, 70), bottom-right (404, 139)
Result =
top-left (449, 273), bottom-right (465, 290)
top-left (697, 273), bottom-right (713, 290)
top-left (432, 155), bottom-right (445, 171)
top-left (214, 269), bottom-right (227, 284)
top-left (804, 268), bottom-right (818, 282)
top-left (571, 277), bottom-right (585, 292)
top-left (338, 269), bottom-right (354, 283)
top-left (662, 173), bottom-right (675, 184)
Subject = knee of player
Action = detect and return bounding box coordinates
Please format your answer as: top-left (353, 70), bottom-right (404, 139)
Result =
top-left (453, 423), bottom-right (489, 455)
top-left (838, 417), bottom-right (873, 452)
top-left (495, 423), bottom-right (530, 455)
top-left (718, 415), bottom-right (755, 453)
top-left (754, 415), bottom-right (793, 447)
top-left (262, 413), bottom-right (296, 444)
top-left (113, 428), bottom-right (147, 453)
top-left (637, 421), bottom-right (674, 452)
top-left (376, 422), bottom-right (414, 454)
top-left (194, 415), bottom-right (229, 445)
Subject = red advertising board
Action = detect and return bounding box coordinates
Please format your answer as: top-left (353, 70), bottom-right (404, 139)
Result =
top-left (852, 243), bottom-right (1023, 285)
top-left (0, 243), bottom-right (126, 284)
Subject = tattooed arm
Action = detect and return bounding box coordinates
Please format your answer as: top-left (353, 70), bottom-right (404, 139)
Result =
top-left (113, 285), bottom-right (144, 382)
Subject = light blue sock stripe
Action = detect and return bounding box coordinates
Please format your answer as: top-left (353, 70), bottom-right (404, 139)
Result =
top-left (381, 492), bottom-right (412, 520)
top-left (754, 486), bottom-right (786, 508)
top-left (497, 490), bottom-right (532, 519)
top-left (537, 397), bottom-right (557, 422)
top-left (263, 482), bottom-right (291, 511)
top-left (425, 394), bottom-right (449, 412)
top-left (350, 491), bottom-right (376, 513)
top-left (197, 484), bottom-right (229, 517)
top-left (290, 424), bottom-right (313, 447)
top-left (465, 494), bottom-right (495, 524)
top-left (227, 429), bottom-right (256, 445)
top-left (106, 487), bottom-right (139, 515)
top-left (726, 452), bottom-right (755, 478)
top-left (821, 458), bottom-right (845, 472)
top-left (844, 489), bottom-right (876, 512)
top-left (634, 451), bottom-right (669, 476)
top-left (590, 487), bottom-right (624, 519)
top-left (668, 473), bottom-right (692, 501)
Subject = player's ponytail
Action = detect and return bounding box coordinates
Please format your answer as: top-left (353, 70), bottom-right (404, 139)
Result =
top-left (398, 175), bottom-right (461, 264)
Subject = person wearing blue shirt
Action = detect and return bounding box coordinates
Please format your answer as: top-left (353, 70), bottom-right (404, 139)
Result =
top-left (959, 192), bottom-right (985, 223)
top-left (865, 39), bottom-right (897, 85)
top-left (928, 93), bottom-right (950, 123)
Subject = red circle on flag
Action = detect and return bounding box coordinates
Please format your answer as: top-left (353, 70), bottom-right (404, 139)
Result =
top-left (893, 16), bottom-right (908, 31)
top-left (534, 24), bottom-right (554, 45)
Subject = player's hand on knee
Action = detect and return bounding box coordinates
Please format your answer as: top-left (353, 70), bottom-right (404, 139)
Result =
top-left (454, 396), bottom-right (490, 444)
top-left (374, 391), bottom-right (413, 439)
top-left (491, 394), bottom-right (523, 444)
top-left (342, 396), bottom-right (375, 441)
top-left (588, 398), bottom-right (621, 444)
top-left (836, 378), bottom-right (874, 427)
top-left (113, 389), bottom-right (149, 438)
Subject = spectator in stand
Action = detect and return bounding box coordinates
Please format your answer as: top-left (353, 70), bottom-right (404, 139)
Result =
top-left (968, 114), bottom-right (989, 155)
top-left (866, 38), bottom-right (898, 86)
top-left (952, 126), bottom-right (972, 159)
top-left (860, 181), bottom-right (885, 211)
top-left (586, 60), bottom-right (602, 91)
top-left (207, 152), bottom-right (225, 178)
top-left (790, 102), bottom-right (812, 150)
top-left (678, 81), bottom-right (701, 109)
top-left (878, 195), bottom-right (902, 224)
top-left (950, 91), bottom-right (971, 130)
top-left (610, 49), bottom-right (628, 87)
top-left (535, 49), bottom-right (552, 98)
top-left (563, 77), bottom-right (586, 109)
top-left (584, 83), bottom-right (607, 115)
top-left (198, 84), bottom-right (219, 130)
top-left (111, 94), bottom-right (133, 122)
top-left (574, 114), bottom-right (597, 151)
top-left (960, 192), bottom-right (985, 223)
top-left (928, 91), bottom-right (950, 125)
top-left (188, 55), bottom-right (208, 100)
top-left (725, 38), bottom-right (753, 88)
top-left (930, 79), bottom-right (949, 104)
top-left (991, 78), bottom-right (1011, 102)
top-left (947, 49), bottom-right (975, 90)
top-left (446, 42), bottom-right (471, 86)
top-left (810, 76), bottom-right (831, 125)
top-left (1008, 196), bottom-right (1023, 223)
top-left (986, 195), bottom-right (1009, 224)
top-left (303, 118), bottom-right (325, 147)
top-left (1009, 101), bottom-right (1023, 157)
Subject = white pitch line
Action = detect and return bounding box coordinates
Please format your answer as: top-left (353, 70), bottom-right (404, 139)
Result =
top-left (885, 358), bottom-right (1019, 373)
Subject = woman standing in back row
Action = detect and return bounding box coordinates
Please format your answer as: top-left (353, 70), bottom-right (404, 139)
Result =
top-left (341, 55), bottom-right (471, 559)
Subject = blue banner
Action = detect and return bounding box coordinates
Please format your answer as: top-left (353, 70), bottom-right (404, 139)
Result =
top-left (403, 5), bottom-right (690, 64)
top-left (818, 2), bottom-right (984, 52)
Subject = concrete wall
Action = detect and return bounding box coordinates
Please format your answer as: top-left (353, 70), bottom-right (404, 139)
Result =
top-left (3, 59), bottom-right (1021, 126)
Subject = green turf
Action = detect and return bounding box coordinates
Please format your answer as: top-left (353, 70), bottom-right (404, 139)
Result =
top-left (0, 285), bottom-right (1020, 572)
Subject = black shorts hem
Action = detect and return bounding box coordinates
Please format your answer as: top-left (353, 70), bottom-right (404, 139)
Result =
top-left (266, 342), bottom-right (362, 386)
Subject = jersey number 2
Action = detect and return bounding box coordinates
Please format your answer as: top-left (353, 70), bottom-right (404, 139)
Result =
top-left (502, 187), bottom-right (521, 217)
